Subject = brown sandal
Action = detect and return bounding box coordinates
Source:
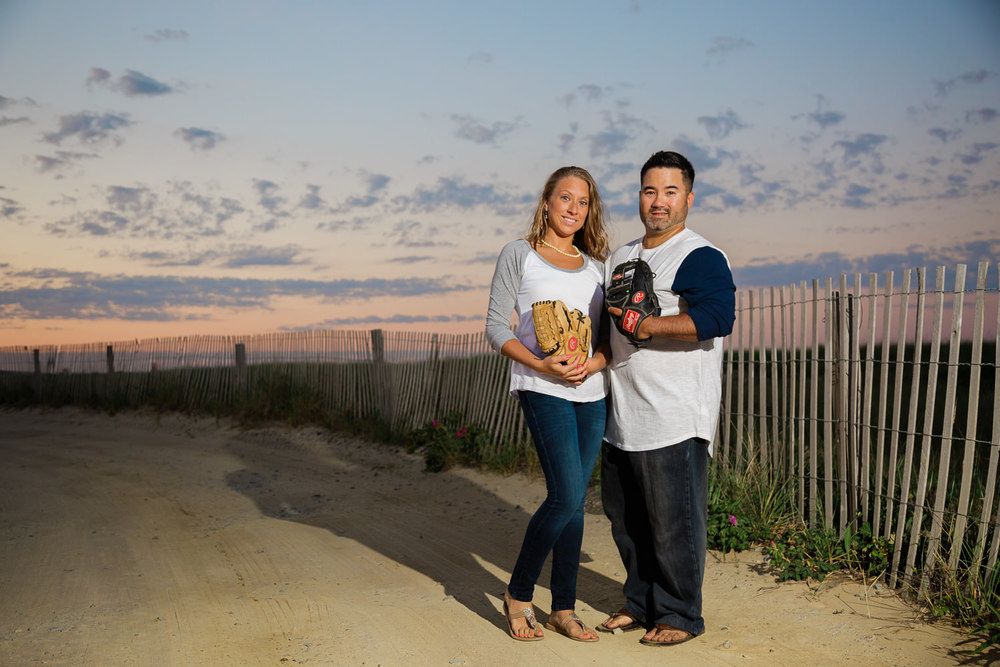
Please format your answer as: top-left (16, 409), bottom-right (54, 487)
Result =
top-left (545, 612), bottom-right (599, 643)
top-left (596, 607), bottom-right (643, 633)
top-left (503, 596), bottom-right (542, 641)
top-left (639, 624), bottom-right (695, 646)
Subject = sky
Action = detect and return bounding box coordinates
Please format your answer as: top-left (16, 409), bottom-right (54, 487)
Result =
top-left (1, 0), bottom-right (998, 347)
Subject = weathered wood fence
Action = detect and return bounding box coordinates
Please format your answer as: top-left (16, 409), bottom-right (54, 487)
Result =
top-left (1, 261), bottom-right (997, 598)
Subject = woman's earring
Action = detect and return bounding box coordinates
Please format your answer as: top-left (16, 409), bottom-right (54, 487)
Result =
top-left (543, 209), bottom-right (548, 223)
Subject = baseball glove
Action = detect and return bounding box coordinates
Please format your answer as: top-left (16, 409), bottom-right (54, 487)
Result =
top-left (606, 258), bottom-right (659, 347)
top-left (531, 299), bottom-right (591, 364)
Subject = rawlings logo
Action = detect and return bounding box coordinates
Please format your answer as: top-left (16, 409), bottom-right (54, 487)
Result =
top-left (623, 310), bottom-right (640, 333)
top-left (632, 291), bottom-right (645, 304)
top-left (567, 336), bottom-right (578, 352)
top-left (612, 273), bottom-right (623, 280)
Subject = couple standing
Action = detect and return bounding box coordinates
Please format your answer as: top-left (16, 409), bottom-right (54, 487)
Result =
top-left (485, 150), bottom-right (736, 647)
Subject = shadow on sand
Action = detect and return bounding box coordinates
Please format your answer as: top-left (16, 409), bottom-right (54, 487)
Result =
top-left (223, 428), bottom-right (624, 634)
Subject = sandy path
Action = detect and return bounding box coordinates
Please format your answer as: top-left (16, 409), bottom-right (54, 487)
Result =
top-left (0, 407), bottom-right (987, 666)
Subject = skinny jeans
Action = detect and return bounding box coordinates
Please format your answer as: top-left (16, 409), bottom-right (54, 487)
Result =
top-left (507, 390), bottom-right (605, 611)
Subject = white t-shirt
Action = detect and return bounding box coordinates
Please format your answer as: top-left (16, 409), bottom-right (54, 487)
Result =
top-left (604, 229), bottom-right (732, 454)
top-left (486, 239), bottom-right (607, 402)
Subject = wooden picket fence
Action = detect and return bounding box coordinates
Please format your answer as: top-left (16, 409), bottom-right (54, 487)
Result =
top-left (1, 261), bottom-right (997, 598)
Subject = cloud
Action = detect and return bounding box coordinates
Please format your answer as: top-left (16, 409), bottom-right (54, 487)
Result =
top-left (843, 183), bottom-right (876, 209)
top-left (698, 109), bottom-right (747, 140)
top-left (87, 68), bottom-right (174, 96)
top-left (832, 133), bottom-right (889, 173)
top-left (42, 182), bottom-right (247, 240)
top-left (42, 111), bottom-right (133, 145)
top-left (933, 69), bottom-right (996, 96)
top-left (0, 269), bottom-right (476, 321)
top-left (386, 255), bottom-right (433, 264)
top-left (965, 108), bottom-right (998, 124)
top-left (587, 111), bottom-right (654, 158)
top-left (392, 176), bottom-right (532, 216)
top-left (383, 219), bottom-right (452, 248)
top-left (253, 179), bottom-right (287, 213)
top-left (175, 127), bottom-right (225, 151)
top-left (1, 196), bottom-right (24, 219)
top-left (297, 184), bottom-right (327, 210)
top-left (0, 116), bottom-right (30, 127)
top-left (221, 244), bottom-right (310, 268)
top-left (558, 84), bottom-right (610, 107)
top-left (284, 313), bottom-right (484, 330)
top-left (954, 142), bottom-right (998, 166)
top-left (450, 113), bottom-right (520, 145)
top-left (706, 35), bottom-right (754, 62)
top-left (807, 110), bottom-right (845, 130)
top-left (467, 51), bottom-right (492, 64)
top-left (733, 239), bottom-right (1000, 289)
top-left (34, 150), bottom-right (99, 173)
top-left (144, 28), bottom-right (189, 42)
top-left (928, 127), bottom-right (961, 143)
top-left (0, 95), bottom-right (36, 110)
top-left (121, 243), bottom-right (309, 268)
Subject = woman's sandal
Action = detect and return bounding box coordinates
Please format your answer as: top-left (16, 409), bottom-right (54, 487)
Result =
top-left (596, 607), bottom-right (643, 633)
top-left (545, 612), bottom-right (599, 642)
top-left (503, 597), bottom-right (542, 641)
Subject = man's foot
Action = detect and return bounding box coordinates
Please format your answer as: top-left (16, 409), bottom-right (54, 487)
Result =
top-left (639, 624), bottom-right (695, 646)
top-left (545, 610), bottom-right (598, 642)
top-left (596, 607), bottom-right (643, 633)
top-left (503, 589), bottom-right (543, 641)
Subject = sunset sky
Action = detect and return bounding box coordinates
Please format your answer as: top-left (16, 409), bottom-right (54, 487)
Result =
top-left (1, 0), bottom-right (998, 347)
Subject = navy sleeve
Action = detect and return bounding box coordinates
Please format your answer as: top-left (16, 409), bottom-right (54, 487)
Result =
top-left (672, 246), bottom-right (736, 340)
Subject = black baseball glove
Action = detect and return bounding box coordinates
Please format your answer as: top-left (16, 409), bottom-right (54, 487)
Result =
top-left (606, 258), bottom-right (658, 347)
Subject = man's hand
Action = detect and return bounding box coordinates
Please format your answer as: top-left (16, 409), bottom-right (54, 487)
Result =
top-left (607, 306), bottom-right (652, 341)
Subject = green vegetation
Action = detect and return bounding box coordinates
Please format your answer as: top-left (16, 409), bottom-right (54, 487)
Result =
top-left (705, 460), bottom-right (998, 654)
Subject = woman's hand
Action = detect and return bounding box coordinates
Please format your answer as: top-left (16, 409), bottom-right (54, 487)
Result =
top-left (537, 353), bottom-right (591, 385)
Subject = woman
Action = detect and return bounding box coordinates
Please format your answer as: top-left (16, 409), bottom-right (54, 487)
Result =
top-left (485, 166), bottom-right (610, 642)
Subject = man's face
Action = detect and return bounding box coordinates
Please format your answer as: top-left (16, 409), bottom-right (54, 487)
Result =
top-left (639, 167), bottom-right (694, 234)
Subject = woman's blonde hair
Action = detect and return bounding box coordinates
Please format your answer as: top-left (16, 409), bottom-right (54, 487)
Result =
top-left (525, 166), bottom-right (609, 261)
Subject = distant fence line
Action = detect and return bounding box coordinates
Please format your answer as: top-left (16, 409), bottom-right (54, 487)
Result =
top-left (1, 261), bottom-right (998, 599)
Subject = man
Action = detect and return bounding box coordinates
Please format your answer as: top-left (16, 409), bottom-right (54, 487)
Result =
top-left (599, 150), bottom-right (735, 646)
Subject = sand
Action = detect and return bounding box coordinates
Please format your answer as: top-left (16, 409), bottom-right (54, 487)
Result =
top-left (0, 407), bottom-right (990, 666)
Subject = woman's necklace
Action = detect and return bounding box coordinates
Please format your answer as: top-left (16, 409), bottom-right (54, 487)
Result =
top-left (539, 238), bottom-right (582, 258)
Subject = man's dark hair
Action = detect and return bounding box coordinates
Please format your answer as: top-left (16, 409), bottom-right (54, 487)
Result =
top-left (640, 151), bottom-right (695, 191)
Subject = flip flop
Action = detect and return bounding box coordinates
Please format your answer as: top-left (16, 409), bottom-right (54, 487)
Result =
top-left (596, 607), bottom-right (643, 633)
top-left (545, 612), bottom-right (599, 643)
top-left (503, 598), bottom-right (542, 641)
top-left (639, 624), bottom-right (695, 646)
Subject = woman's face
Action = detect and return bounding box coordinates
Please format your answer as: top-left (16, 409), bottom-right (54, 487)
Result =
top-left (544, 176), bottom-right (590, 239)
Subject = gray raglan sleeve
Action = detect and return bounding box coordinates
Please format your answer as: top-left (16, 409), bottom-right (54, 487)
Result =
top-left (485, 240), bottom-right (528, 352)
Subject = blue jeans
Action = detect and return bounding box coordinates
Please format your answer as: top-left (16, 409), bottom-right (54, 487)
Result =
top-left (507, 391), bottom-right (606, 611)
top-left (600, 438), bottom-right (708, 636)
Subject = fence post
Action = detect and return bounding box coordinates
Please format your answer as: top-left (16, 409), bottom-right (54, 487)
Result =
top-left (370, 329), bottom-right (394, 425)
top-left (234, 343), bottom-right (246, 388)
top-left (33, 348), bottom-right (42, 400)
top-left (106, 345), bottom-right (115, 375)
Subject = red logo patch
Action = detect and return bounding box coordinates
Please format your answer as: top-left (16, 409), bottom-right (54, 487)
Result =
top-left (623, 310), bottom-right (640, 333)
top-left (612, 273), bottom-right (623, 280)
top-left (567, 336), bottom-right (578, 352)
top-left (632, 291), bottom-right (645, 304)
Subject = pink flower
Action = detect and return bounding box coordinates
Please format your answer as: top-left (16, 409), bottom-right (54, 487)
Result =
top-left (432, 420), bottom-right (438, 427)
top-left (729, 515), bottom-right (738, 526)
top-left (456, 428), bottom-right (468, 437)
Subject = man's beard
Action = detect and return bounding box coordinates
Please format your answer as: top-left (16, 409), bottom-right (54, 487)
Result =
top-left (641, 208), bottom-right (685, 231)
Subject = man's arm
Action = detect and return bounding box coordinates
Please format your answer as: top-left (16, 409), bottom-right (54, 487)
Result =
top-left (611, 246), bottom-right (735, 343)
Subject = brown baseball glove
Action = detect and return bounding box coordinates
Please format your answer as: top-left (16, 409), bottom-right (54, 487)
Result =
top-left (531, 299), bottom-right (591, 364)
